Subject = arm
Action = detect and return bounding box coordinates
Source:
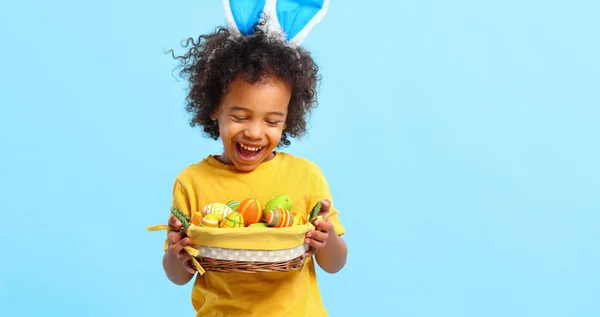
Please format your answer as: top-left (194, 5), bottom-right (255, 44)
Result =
top-left (163, 217), bottom-right (195, 285)
top-left (163, 179), bottom-right (196, 285)
top-left (304, 163), bottom-right (349, 273)
top-left (304, 199), bottom-right (348, 274)
top-left (163, 248), bottom-right (195, 285)
top-left (314, 223), bottom-right (348, 273)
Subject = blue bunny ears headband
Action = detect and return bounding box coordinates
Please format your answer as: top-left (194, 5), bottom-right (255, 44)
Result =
top-left (223, 0), bottom-right (329, 46)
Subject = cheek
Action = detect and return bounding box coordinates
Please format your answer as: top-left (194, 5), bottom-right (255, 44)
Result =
top-left (219, 122), bottom-right (239, 141)
top-left (266, 128), bottom-right (284, 146)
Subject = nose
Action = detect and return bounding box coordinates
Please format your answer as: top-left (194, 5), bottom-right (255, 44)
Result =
top-left (243, 121), bottom-right (264, 140)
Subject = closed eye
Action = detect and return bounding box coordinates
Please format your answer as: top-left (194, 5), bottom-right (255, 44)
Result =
top-left (231, 115), bottom-right (247, 121)
top-left (266, 120), bottom-right (281, 125)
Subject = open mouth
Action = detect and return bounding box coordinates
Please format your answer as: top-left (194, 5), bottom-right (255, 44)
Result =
top-left (236, 142), bottom-right (265, 162)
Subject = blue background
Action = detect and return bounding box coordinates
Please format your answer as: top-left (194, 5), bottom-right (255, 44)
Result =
top-left (1, 0), bottom-right (599, 316)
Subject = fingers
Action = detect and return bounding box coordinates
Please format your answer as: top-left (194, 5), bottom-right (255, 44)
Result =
top-left (167, 230), bottom-right (185, 246)
top-left (302, 247), bottom-right (317, 259)
top-left (176, 247), bottom-right (190, 260)
top-left (168, 239), bottom-right (197, 274)
top-left (307, 229), bottom-right (328, 243)
top-left (168, 236), bottom-right (191, 254)
top-left (305, 230), bottom-right (328, 251)
top-left (305, 236), bottom-right (326, 250)
top-left (314, 219), bottom-right (333, 232)
top-left (319, 199), bottom-right (331, 215)
top-left (166, 215), bottom-right (197, 274)
top-left (183, 259), bottom-right (197, 275)
top-left (168, 215), bottom-right (183, 228)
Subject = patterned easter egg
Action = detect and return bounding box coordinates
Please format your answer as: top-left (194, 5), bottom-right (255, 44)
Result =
top-left (265, 207), bottom-right (294, 228)
top-left (203, 203), bottom-right (233, 222)
top-left (263, 194), bottom-right (293, 217)
top-left (219, 211), bottom-right (245, 228)
top-left (226, 200), bottom-right (240, 211)
top-left (199, 214), bottom-right (219, 227)
top-left (190, 211), bottom-right (205, 226)
top-left (238, 198), bottom-right (262, 226)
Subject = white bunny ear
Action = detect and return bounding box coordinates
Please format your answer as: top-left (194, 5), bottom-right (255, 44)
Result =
top-left (223, 0), bottom-right (272, 36)
top-left (273, 0), bottom-right (329, 45)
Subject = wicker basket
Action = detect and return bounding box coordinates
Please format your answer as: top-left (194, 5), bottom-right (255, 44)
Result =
top-left (147, 223), bottom-right (314, 275)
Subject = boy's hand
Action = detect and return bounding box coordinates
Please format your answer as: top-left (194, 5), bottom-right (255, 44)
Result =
top-left (166, 215), bottom-right (196, 274)
top-left (302, 199), bottom-right (335, 259)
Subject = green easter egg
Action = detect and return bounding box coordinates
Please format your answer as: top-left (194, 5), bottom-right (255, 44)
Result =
top-left (248, 222), bottom-right (268, 228)
top-left (226, 200), bottom-right (240, 211)
top-left (264, 194), bottom-right (292, 216)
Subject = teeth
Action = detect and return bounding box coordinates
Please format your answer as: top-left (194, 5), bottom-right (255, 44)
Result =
top-left (240, 143), bottom-right (262, 152)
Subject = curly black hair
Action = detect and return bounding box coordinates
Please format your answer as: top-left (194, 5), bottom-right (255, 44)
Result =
top-left (168, 21), bottom-right (321, 147)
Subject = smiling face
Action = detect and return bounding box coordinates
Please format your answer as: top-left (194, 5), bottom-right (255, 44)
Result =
top-left (211, 75), bottom-right (291, 172)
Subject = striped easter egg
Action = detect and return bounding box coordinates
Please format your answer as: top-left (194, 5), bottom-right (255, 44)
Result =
top-left (219, 211), bottom-right (245, 228)
top-left (199, 214), bottom-right (219, 227)
top-left (238, 198), bottom-right (262, 226)
top-left (226, 200), bottom-right (240, 211)
top-left (265, 207), bottom-right (294, 228)
top-left (203, 202), bottom-right (233, 222)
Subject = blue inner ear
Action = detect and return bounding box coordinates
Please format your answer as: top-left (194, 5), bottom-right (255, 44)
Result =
top-left (276, 0), bottom-right (323, 41)
top-left (230, 0), bottom-right (267, 35)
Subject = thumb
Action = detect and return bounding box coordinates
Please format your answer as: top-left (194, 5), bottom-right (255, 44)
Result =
top-left (320, 199), bottom-right (331, 214)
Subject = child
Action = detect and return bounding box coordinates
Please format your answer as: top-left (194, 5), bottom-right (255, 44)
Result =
top-left (161, 1), bottom-right (347, 316)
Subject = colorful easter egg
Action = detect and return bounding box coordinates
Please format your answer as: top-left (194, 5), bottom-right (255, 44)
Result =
top-left (190, 210), bottom-right (205, 226)
top-left (238, 198), bottom-right (262, 226)
top-left (265, 207), bottom-right (294, 228)
top-left (203, 202), bottom-right (233, 222)
top-left (219, 211), bottom-right (245, 228)
top-left (226, 200), bottom-right (240, 211)
top-left (263, 194), bottom-right (292, 217)
top-left (199, 214), bottom-right (220, 227)
top-left (248, 222), bottom-right (268, 228)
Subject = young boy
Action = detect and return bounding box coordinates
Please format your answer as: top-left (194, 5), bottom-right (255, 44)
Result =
top-left (161, 3), bottom-right (347, 316)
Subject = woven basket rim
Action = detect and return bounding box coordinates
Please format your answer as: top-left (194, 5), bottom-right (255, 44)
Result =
top-left (196, 255), bottom-right (306, 273)
top-left (186, 223), bottom-right (314, 251)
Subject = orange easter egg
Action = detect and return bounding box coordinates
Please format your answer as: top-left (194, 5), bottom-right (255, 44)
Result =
top-left (238, 198), bottom-right (262, 226)
top-left (190, 211), bottom-right (204, 226)
top-left (265, 207), bottom-right (294, 228)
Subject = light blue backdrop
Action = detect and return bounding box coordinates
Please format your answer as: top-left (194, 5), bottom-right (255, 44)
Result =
top-left (1, 1), bottom-right (598, 316)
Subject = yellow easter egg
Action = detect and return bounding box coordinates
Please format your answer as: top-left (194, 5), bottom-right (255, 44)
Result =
top-left (199, 214), bottom-right (219, 227)
top-left (292, 214), bottom-right (301, 226)
top-left (219, 211), bottom-right (245, 228)
top-left (203, 202), bottom-right (234, 222)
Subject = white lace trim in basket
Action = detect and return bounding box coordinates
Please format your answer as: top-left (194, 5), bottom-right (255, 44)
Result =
top-left (192, 244), bottom-right (309, 262)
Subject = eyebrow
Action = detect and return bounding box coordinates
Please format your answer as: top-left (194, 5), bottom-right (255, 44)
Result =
top-left (230, 106), bottom-right (286, 117)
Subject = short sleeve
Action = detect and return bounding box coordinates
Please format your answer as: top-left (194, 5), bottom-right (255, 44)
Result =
top-left (308, 163), bottom-right (346, 236)
top-left (163, 178), bottom-right (193, 251)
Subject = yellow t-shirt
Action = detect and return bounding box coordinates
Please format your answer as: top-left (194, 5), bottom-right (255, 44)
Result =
top-left (165, 152), bottom-right (346, 317)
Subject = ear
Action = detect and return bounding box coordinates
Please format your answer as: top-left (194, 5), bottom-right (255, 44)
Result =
top-left (223, 0), bottom-right (274, 36)
top-left (210, 109), bottom-right (219, 121)
top-left (273, 0), bottom-right (330, 45)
